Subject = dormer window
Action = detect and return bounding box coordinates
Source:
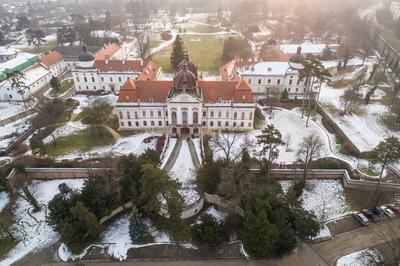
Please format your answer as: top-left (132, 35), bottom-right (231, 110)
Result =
top-left (218, 97), bottom-right (223, 102)
top-left (267, 67), bottom-right (272, 72)
top-left (125, 95), bottom-right (130, 100)
top-left (149, 97), bottom-right (154, 102)
top-left (242, 94), bottom-right (247, 100)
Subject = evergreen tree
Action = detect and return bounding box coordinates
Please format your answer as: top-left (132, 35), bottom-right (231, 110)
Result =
top-left (129, 209), bottom-right (154, 244)
top-left (50, 76), bottom-right (61, 91)
top-left (280, 88), bottom-right (289, 100)
top-left (191, 213), bottom-right (225, 248)
top-left (170, 35), bottom-right (186, 70)
top-left (196, 152), bottom-right (221, 194)
top-left (0, 30), bottom-right (4, 46)
top-left (240, 211), bottom-right (279, 258)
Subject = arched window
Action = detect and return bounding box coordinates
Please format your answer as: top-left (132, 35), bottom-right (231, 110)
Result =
top-left (119, 111), bottom-right (123, 119)
top-left (234, 112), bottom-right (237, 119)
top-left (182, 111), bottom-right (188, 124)
top-left (193, 112), bottom-right (198, 124)
top-left (172, 111), bottom-right (177, 123)
top-left (172, 127), bottom-right (177, 134)
top-left (193, 128), bottom-right (199, 134)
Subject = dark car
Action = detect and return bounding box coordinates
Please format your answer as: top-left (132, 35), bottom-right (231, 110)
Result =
top-left (387, 203), bottom-right (400, 214)
top-left (373, 207), bottom-right (388, 220)
top-left (362, 209), bottom-right (381, 222)
top-left (353, 213), bottom-right (369, 226)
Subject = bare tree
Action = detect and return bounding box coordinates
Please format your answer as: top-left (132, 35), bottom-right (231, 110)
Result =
top-left (340, 73), bottom-right (364, 115)
top-left (285, 133), bottom-right (292, 152)
top-left (210, 130), bottom-right (244, 162)
top-left (297, 133), bottom-right (324, 180)
top-left (132, 24), bottom-right (150, 60)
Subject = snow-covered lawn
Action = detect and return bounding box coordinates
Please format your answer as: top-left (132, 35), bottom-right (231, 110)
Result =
top-left (210, 107), bottom-right (331, 163)
top-left (192, 138), bottom-right (203, 164)
top-left (280, 180), bottom-right (352, 222)
top-left (0, 191), bottom-right (10, 213)
top-left (0, 102), bottom-right (30, 121)
top-left (56, 132), bottom-right (160, 161)
top-left (43, 121), bottom-right (88, 144)
top-left (70, 94), bottom-right (118, 115)
top-left (205, 206), bottom-right (226, 223)
top-left (0, 115), bottom-right (33, 150)
top-left (1, 179), bottom-right (85, 265)
top-left (59, 213), bottom-right (171, 262)
top-left (336, 248), bottom-right (382, 266)
top-left (169, 139), bottom-right (200, 206)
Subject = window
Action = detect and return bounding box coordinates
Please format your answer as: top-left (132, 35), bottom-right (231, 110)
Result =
top-left (288, 88), bottom-right (291, 92)
top-left (241, 112), bottom-right (245, 120)
top-left (91, 77), bottom-right (95, 82)
top-left (193, 112), bottom-right (199, 124)
top-left (233, 122), bottom-right (237, 127)
top-left (119, 111), bottom-right (123, 119)
top-left (210, 111), bottom-right (214, 118)
top-left (203, 111), bottom-right (206, 117)
top-left (150, 110), bottom-right (154, 117)
top-left (101, 77), bottom-right (104, 82)
top-left (210, 121), bottom-right (214, 127)
top-left (248, 79), bottom-right (251, 84)
top-left (241, 122), bottom-right (244, 127)
top-left (225, 121), bottom-right (229, 127)
top-left (143, 121), bottom-right (147, 126)
top-left (134, 112), bottom-right (138, 119)
top-left (151, 121), bottom-right (155, 126)
top-left (135, 121), bottom-right (139, 126)
top-left (86, 86), bottom-right (89, 90)
top-left (110, 77), bottom-right (113, 82)
top-left (84, 77), bottom-right (87, 82)
top-left (172, 111), bottom-right (177, 123)
top-left (258, 79), bottom-right (262, 84)
top-left (226, 111), bottom-right (229, 118)
top-left (268, 79), bottom-right (271, 83)
top-left (127, 111), bottom-right (130, 119)
top-left (158, 121), bottom-right (162, 126)
top-left (296, 88), bottom-right (298, 92)
top-left (249, 112), bottom-right (253, 120)
top-left (120, 122), bottom-right (124, 126)
top-left (289, 80), bottom-right (293, 85)
top-left (182, 111), bottom-right (188, 124)
top-left (218, 111), bottom-right (222, 118)
top-left (128, 121), bottom-right (132, 126)
top-left (158, 111), bottom-right (162, 117)
top-left (217, 121), bottom-right (221, 127)
top-left (202, 121), bottom-right (206, 126)
top-left (77, 77), bottom-right (80, 82)
top-left (93, 86), bottom-right (96, 90)
top-left (118, 77), bottom-right (122, 82)
top-left (297, 80), bottom-right (300, 85)
top-left (248, 122), bottom-right (251, 127)
top-left (234, 112), bottom-right (237, 119)
top-left (142, 111), bottom-right (146, 117)
top-left (277, 79), bottom-right (281, 85)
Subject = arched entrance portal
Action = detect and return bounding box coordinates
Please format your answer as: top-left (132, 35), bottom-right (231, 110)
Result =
top-left (181, 127), bottom-right (190, 135)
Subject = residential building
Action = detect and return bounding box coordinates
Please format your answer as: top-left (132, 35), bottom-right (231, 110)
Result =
top-left (0, 52), bottom-right (38, 81)
top-left (0, 47), bottom-right (19, 63)
top-left (39, 51), bottom-right (67, 77)
top-left (115, 56), bottom-right (255, 137)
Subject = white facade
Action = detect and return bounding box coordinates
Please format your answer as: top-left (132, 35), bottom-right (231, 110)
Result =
top-left (116, 93), bottom-right (254, 136)
top-left (391, 1), bottom-right (400, 21)
top-left (0, 47), bottom-right (19, 63)
top-left (237, 62), bottom-right (306, 99)
top-left (41, 60), bottom-right (67, 77)
top-left (0, 64), bottom-right (52, 101)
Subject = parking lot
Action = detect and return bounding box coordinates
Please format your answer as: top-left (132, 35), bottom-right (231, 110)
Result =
top-left (325, 203), bottom-right (400, 237)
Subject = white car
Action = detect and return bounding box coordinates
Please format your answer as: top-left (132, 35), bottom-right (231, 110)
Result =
top-left (381, 205), bottom-right (396, 218)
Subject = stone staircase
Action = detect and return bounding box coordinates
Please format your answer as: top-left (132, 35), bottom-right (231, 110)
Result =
top-left (162, 138), bottom-right (183, 172)
top-left (187, 139), bottom-right (201, 169)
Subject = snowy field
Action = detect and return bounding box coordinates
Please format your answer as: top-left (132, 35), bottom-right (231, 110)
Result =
top-left (71, 94), bottom-right (118, 115)
top-left (59, 213), bottom-right (172, 262)
top-left (56, 132), bottom-right (160, 161)
top-left (192, 138), bottom-right (203, 164)
top-left (0, 102), bottom-right (29, 121)
top-left (0, 191), bottom-right (10, 213)
top-left (336, 248), bottom-right (382, 266)
top-left (280, 180), bottom-right (352, 222)
top-left (169, 139), bottom-right (200, 206)
top-left (43, 121), bottom-right (88, 144)
top-left (161, 138), bottom-right (177, 168)
top-left (0, 115), bottom-right (33, 150)
top-left (210, 107), bottom-right (331, 163)
top-left (1, 179), bottom-right (85, 265)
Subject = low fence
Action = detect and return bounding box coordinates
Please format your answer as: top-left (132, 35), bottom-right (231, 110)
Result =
top-left (0, 108), bottom-right (36, 127)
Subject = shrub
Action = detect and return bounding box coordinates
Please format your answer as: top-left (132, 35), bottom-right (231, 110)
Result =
top-left (129, 209), bottom-right (154, 244)
top-left (191, 213), bottom-right (225, 248)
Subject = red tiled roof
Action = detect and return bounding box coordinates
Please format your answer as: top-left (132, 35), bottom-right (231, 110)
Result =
top-left (219, 60), bottom-right (240, 81)
top-left (199, 80), bottom-right (254, 104)
top-left (39, 51), bottom-right (63, 68)
top-left (95, 43), bottom-right (120, 60)
top-left (94, 59), bottom-right (160, 79)
top-left (261, 45), bottom-right (290, 62)
top-left (117, 79), bottom-right (172, 103)
top-left (118, 79), bottom-right (254, 104)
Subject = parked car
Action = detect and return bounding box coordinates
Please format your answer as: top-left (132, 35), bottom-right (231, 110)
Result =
top-left (362, 209), bottom-right (381, 222)
top-left (353, 213), bottom-right (369, 226)
top-left (100, 90), bottom-right (109, 95)
top-left (373, 207), bottom-right (388, 220)
top-left (387, 203), bottom-right (400, 214)
top-left (381, 205), bottom-right (396, 218)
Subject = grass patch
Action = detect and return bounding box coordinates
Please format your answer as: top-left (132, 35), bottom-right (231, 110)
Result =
top-left (41, 129), bottom-right (115, 156)
top-left (329, 79), bottom-right (354, 88)
top-left (321, 102), bottom-right (340, 114)
top-left (380, 114), bottom-right (400, 131)
top-left (253, 113), bottom-right (264, 130)
top-left (55, 98), bottom-right (79, 124)
top-left (50, 80), bottom-right (74, 97)
top-left (151, 34), bottom-right (234, 74)
top-left (350, 107), bottom-right (366, 116)
top-left (359, 165), bottom-right (379, 177)
top-left (22, 40), bottom-right (58, 54)
top-left (184, 24), bottom-right (222, 33)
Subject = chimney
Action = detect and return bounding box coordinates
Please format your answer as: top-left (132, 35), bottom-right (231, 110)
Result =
top-left (122, 59), bottom-right (125, 64)
top-left (140, 59), bottom-right (144, 66)
top-left (105, 59), bottom-right (109, 64)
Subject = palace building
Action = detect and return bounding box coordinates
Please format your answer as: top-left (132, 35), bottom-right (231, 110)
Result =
top-left (115, 55), bottom-right (256, 137)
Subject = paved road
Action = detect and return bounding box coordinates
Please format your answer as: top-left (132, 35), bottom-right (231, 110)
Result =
top-left (311, 217), bottom-right (400, 265)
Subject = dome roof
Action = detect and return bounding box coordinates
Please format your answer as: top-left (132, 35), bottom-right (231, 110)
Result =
top-left (178, 54), bottom-right (197, 78)
top-left (78, 46), bottom-right (95, 62)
